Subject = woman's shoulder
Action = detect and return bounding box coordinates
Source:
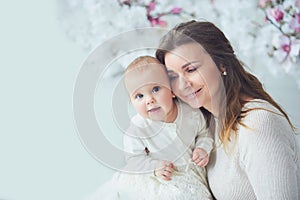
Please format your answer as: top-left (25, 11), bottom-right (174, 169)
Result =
top-left (240, 99), bottom-right (293, 134)
top-left (243, 99), bottom-right (276, 110)
top-left (242, 99), bottom-right (283, 119)
top-left (238, 100), bottom-right (297, 163)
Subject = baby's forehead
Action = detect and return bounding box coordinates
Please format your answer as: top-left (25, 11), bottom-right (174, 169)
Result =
top-left (136, 82), bottom-right (167, 90)
top-left (130, 62), bottom-right (164, 72)
top-left (125, 63), bottom-right (168, 81)
top-left (125, 69), bottom-right (170, 96)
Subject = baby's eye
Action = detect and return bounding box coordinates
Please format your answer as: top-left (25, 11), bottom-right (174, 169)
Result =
top-left (152, 86), bottom-right (160, 93)
top-left (135, 93), bottom-right (143, 99)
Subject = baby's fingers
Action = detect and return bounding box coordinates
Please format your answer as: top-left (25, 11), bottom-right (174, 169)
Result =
top-left (192, 152), bottom-right (199, 161)
top-left (196, 155), bottom-right (209, 167)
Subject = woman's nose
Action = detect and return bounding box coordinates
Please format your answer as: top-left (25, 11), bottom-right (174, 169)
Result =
top-left (178, 76), bottom-right (192, 90)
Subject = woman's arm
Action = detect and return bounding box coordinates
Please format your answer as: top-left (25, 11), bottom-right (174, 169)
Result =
top-left (239, 109), bottom-right (298, 199)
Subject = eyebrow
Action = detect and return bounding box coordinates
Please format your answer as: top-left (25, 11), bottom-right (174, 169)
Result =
top-left (167, 61), bottom-right (200, 72)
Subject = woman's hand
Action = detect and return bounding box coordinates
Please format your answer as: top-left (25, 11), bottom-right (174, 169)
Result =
top-left (192, 148), bottom-right (209, 167)
top-left (154, 160), bottom-right (174, 181)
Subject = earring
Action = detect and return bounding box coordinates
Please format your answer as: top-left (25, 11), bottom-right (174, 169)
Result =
top-left (222, 71), bottom-right (227, 76)
top-left (172, 95), bottom-right (176, 98)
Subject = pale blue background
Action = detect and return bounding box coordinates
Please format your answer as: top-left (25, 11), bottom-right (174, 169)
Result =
top-left (0, 1), bottom-right (114, 200)
top-left (0, 1), bottom-right (299, 200)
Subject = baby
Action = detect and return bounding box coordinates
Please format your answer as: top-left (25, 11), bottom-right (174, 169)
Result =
top-left (88, 55), bottom-right (214, 200)
top-left (120, 56), bottom-right (213, 199)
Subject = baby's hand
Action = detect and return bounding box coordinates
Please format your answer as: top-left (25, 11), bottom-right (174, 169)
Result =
top-left (192, 148), bottom-right (209, 167)
top-left (154, 160), bottom-right (174, 181)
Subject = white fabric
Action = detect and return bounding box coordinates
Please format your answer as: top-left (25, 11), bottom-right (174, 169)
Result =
top-left (88, 100), bottom-right (214, 200)
top-left (88, 164), bottom-right (212, 200)
top-left (207, 99), bottom-right (300, 200)
top-left (123, 99), bottom-right (213, 173)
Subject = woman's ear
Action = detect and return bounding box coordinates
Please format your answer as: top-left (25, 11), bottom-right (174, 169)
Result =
top-left (219, 64), bottom-right (227, 76)
top-left (172, 92), bottom-right (176, 98)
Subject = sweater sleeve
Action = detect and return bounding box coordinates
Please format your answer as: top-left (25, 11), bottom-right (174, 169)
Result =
top-left (239, 108), bottom-right (298, 200)
top-left (123, 124), bottom-right (158, 174)
top-left (195, 112), bottom-right (214, 154)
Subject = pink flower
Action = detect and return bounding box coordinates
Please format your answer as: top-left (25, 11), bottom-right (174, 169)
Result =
top-left (148, 16), bottom-right (167, 27)
top-left (280, 35), bottom-right (291, 53)
top-left (289, 13), bottom-right (300, 32)
top-left (259, 0), bottom-right (271, 8)
top-left (295, 0), bottom-right (300, 8)
top-left (281, 44), bottom-right (291, 53)
top-left (170, 7), bottom-right (182, 14)
top-left (147, 2), bottom-right (156, 14)
top-left (269, 8), bottom-right (284, 22)
top-left (156, 19), bottom-right (167, 26)
top-left (273, 35), bottom-right (291, 62)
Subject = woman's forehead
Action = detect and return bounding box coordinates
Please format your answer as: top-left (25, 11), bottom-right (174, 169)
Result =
top-left (165, 43), bottom-right (206, 67)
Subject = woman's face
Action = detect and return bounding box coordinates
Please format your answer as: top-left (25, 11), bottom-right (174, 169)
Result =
top-left (164, 42), bottom-right (224, 112)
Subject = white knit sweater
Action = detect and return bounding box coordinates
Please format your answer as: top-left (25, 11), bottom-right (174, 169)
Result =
top-left (207, 99), bottom-right (300, 200)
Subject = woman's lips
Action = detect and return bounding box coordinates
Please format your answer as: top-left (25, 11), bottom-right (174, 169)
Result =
top-left (186, 88), bottom-right (202, 100)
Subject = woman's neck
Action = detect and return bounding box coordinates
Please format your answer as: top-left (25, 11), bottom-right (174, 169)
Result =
top-left (205, 91), bottom-right (225, 118)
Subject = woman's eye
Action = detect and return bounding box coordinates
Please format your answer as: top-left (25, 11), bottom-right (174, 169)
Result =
top-left (168, 74), bottom-right (178, 81)
top-left (152, 86), bottom-right (160, 93)
top-left (186, 66), bottom-right (197, 73)
top-left (135, 94), bottom-right (143, 99)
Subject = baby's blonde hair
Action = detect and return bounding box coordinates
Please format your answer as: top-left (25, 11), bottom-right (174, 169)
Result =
top-left (125, 55), bottom-right (166, 76)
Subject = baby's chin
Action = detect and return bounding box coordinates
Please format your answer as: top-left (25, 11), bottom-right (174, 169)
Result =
top-left (148, 116), bottom-right (167, 122)
top-left (147, 113), bottom-right (168, 122)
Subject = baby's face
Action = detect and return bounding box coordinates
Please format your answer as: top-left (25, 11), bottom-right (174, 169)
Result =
top-left (125, 64), bottom-right (177, 122)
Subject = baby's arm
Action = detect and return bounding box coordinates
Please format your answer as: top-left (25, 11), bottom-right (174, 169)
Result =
top-left (192, 147), bottom-right (209, 167)
top-left (195, 125), bottom-right (214, 155)
top-left (193, 113), bottom-right (214, 167)
top-left (124, 134), bottom-right (175, 180)
top-left (123, 133), bottom-right (158, 173)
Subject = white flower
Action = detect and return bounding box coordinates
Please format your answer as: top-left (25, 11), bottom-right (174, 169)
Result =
top-left (57, 0), bottom-right (299, 88)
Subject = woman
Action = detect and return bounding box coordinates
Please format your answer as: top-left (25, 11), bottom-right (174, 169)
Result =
top-left (155, 20), bottom-right (300, 199)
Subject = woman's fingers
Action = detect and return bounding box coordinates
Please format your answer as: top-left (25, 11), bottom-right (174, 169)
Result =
top-left (161, 170), bottom-right (172, 180)
top-left (156, 168), bottom-right (172, 180)
top-left (165, 165), bottom-right (174, 172)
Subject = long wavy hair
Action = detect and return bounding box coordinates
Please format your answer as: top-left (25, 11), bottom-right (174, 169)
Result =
top-left (156, 20), bottom-right (295, 148)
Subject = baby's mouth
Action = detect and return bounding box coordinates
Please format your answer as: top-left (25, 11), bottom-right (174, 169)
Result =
top-left (148, 107), bottom-right (161, 113)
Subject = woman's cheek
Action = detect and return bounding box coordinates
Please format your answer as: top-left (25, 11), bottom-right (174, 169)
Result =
top-left (171, 81), bottom-right (179, 95)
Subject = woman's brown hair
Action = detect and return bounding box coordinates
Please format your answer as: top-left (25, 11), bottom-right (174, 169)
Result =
top-left (156, 20), bottom-right (295, 148)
